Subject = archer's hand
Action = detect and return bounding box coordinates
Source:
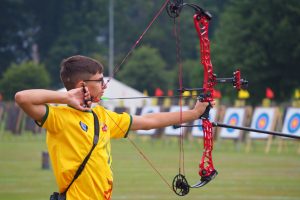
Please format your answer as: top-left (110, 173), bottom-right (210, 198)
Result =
top-left (67, 85), bottom-right (92, 111)
top-left (193, 100), bottom-right (215, 118)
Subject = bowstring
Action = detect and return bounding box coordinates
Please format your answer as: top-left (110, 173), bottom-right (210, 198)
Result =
top-left (173, 15), bottom-right (185, 176)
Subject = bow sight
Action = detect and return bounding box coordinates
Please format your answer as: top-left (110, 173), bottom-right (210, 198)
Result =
top-left (216, 70), bottom-right (249, 90)
top-left (178, 69), bottom-right (249, 94)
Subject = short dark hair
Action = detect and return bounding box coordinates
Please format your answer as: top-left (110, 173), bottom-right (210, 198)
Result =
top-left (60, 55), bottom-right (103, 90)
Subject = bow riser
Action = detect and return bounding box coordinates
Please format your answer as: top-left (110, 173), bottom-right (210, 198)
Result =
top-left (192, 13), bottom-right (218, 187)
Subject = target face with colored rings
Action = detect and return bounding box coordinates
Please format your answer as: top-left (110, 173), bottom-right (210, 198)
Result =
top-left (226, 113), bottom-right (239, 133)
top-left (255, 113), bottom-right (269, 130)
top-left (287, 113), bottom-right (300, 134)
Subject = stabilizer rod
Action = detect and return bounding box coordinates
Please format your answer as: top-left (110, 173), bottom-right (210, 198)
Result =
top-left (213, 122), bottom-right (300, 139)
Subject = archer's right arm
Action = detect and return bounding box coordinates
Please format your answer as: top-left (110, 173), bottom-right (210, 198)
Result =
top-left (15, 88), bottom-right (91, 122)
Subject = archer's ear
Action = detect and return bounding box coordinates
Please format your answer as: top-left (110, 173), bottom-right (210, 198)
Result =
top-left (75, 80), bottom-right (86, 88)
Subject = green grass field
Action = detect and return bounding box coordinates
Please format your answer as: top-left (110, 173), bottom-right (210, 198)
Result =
top-left (0, 131), bottom-right (300, 200)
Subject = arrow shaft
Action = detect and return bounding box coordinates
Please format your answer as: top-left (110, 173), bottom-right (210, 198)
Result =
top-left (175, 123), bottom-right (300, 139)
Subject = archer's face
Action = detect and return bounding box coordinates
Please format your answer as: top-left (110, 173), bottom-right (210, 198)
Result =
top-left (84, 73), bottom-right (107, 102)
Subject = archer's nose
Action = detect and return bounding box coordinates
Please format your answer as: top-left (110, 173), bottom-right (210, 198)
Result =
top-left (102, 83), bottom-right (107, 90)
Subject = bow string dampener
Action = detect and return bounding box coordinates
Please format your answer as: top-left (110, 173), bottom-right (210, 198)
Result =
top-left (167, 1), bottom-right (248, 196)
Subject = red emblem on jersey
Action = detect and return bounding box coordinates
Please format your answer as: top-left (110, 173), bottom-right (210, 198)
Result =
top-left (102, 124), bottom-right (108, 132)
top-left (103, 179), bottom-right (113, 200)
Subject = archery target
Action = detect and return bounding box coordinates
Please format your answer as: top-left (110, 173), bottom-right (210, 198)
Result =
top-left (136, 106), bottom-right (161, 135)
top-left (164, 106), bottom-right (189, 136)
top-left (255, 113), bottom-right (269, 130)
top-left (220, 108), bottom-right (246, 138)
top-left (191, 108), bottom-right (217, 137)
top-left (226, 113), bottom-right (240, 133)
top-left (249, 108), bottom-right (276, 139)
top-left (282, 108), bottom-right (300, 137)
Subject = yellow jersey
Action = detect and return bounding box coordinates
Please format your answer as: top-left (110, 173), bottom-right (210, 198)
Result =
top-left (39, 104), bottom-right (132, 200)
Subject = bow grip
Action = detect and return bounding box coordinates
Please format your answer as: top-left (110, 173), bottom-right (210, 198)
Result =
top-left (197, 96), bottom-right (212, 119)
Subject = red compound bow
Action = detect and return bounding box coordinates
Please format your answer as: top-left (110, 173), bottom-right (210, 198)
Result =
top-left (166, 1), bottom-right (248, 196)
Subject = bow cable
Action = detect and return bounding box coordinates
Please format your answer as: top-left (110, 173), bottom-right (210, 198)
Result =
top-left (104, 110), bottom-right (173, 190)
top-left (173, 14), bottom-right (186, 178)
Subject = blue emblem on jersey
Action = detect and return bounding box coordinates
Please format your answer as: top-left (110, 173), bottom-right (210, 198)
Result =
top-left (79, 121), bottom-right (88, 132)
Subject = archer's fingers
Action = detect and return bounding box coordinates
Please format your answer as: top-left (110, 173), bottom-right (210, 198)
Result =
top-left (80, 104), bottom-right (91, 111)
top-left (83, 90), bottom-right (92, 108)
top-left (210, 100), bottom-right (216, 107)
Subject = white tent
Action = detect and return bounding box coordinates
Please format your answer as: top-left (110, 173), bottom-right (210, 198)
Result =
top-left (58, 77), bottom-right (151, 114)
top-left (101, 77), bottom-right (151, 114)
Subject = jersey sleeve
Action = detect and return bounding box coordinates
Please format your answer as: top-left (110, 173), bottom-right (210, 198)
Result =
top-left (36, 104), bottom-right (64, 134)
top-left (103, 108), bottom-right (132, 138)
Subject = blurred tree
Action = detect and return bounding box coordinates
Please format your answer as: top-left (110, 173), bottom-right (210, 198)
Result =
top-left (0, 0), bottom-right (37, 74)
top-left (212, 0), bottom-right (300, 102)
top-left (116, 46), bottom-right (169, 95)
top-left (181, 59), bottom-right (203, 88)
top-left (113, 0), bottom-right (228, 91)
top-left (0, 0), bottom-right (228, 91)
top-left (42, 0), bottom-right (108, 87)
top-left (0, 61), bottom-right (50, 100)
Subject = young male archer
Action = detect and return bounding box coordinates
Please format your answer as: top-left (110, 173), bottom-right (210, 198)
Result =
top-left (15, 55), bottom-right (210, 200)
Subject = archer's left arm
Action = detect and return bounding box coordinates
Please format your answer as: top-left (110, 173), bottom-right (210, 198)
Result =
top-left (130, 101), bottom-right (210, 131)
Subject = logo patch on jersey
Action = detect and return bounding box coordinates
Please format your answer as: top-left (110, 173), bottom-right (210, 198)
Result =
top-left (79, 121), bottom-right (88, 132)
top-left (102, 124), bottom-right (108, 132)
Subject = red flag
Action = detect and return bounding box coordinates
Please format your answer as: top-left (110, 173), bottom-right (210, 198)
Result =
top-left (155, 88), bottom-right (164, 96)
top-left (167, 89), bottom-right (174, 96)
top-left (266, 87), bottom-right (274, 99)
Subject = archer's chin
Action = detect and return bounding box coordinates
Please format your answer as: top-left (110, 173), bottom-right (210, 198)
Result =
top-left (92, 96), bottom-right (101, 103)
